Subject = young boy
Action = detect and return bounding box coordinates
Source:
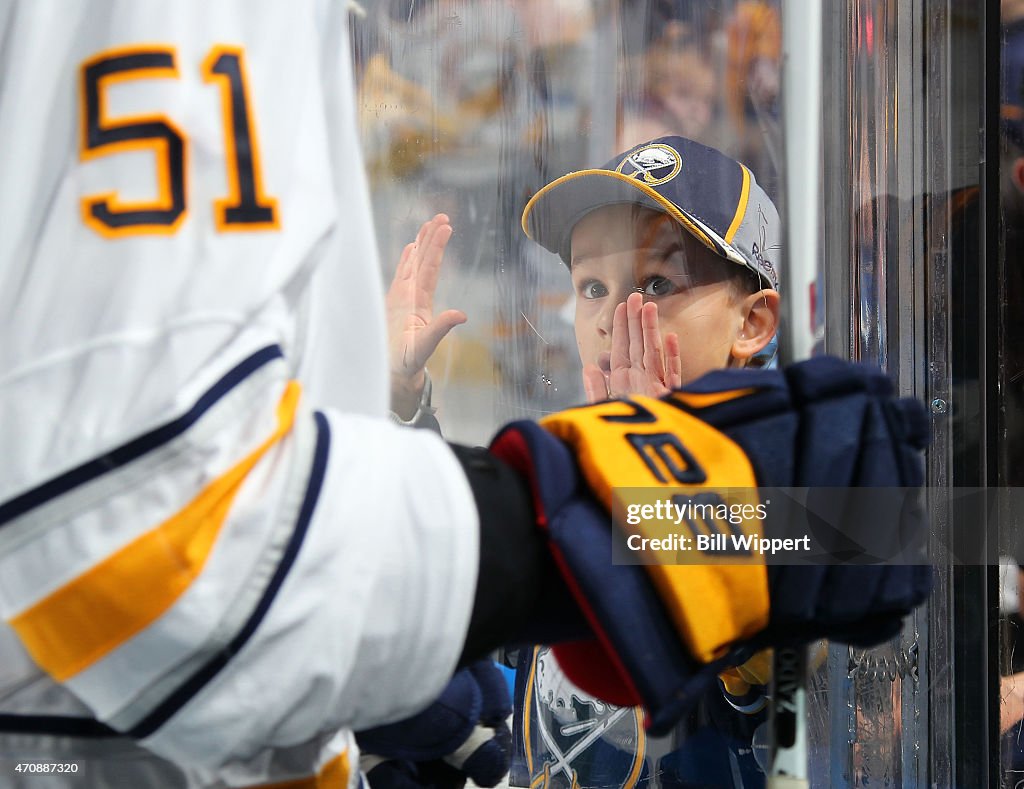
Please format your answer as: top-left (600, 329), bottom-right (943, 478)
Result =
top-left (510, 135), bottom-right (782, 787)
top-left (388, 136), bottom-right (780, 418)
top-left (384, 135), bottom-right (785, 786)
top-left (523, 134), bottom-right (781, 404)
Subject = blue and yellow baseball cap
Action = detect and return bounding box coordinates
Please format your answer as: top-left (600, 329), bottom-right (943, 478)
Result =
top-left (521, 136), bottom-right (781, 290)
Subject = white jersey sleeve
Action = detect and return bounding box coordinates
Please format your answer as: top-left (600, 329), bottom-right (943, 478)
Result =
top-left (0, 1), bottom-right (480, 786)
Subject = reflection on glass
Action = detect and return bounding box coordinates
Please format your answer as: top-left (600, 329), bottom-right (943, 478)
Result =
top-left (817, 1), bottom-right (920, 785)
top-left (1001, 5), bottom-right (1024, 784)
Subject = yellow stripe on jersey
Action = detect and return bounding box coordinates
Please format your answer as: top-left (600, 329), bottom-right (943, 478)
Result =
top-left (10, 382), bottom-right (301, 682)
top-left (539, 395), bottom-right (769, 663)
top-left (522, 646), bottom-right (539, 775)
top-left (249, 751), bottom-right (350, 788)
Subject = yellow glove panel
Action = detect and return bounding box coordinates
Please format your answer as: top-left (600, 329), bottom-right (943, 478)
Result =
top-left (540, 394), bottom-right (769, 663)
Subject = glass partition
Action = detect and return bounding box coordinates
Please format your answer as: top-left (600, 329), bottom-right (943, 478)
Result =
top-left (1000, 3), bottom-right (1024, 787)
top-left (353, 0), bottom-right (1006, 785)
top-left (818, 2), bottom-right (932, 785)
top-left (818, 0), bottom-right (1004, 787)
top-left (353, 3), bottom-right (789, 786)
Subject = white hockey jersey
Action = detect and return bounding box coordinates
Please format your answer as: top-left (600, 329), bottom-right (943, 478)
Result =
top-left (0, 1), bottom-right (479, 786)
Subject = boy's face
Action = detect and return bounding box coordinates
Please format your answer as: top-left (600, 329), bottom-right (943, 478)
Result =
top-left (569, 204), bottom-right (750, 387)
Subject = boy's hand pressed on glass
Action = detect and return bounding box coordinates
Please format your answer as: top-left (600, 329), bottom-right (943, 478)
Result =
top-left (387, 213), bottom-right (467, 419)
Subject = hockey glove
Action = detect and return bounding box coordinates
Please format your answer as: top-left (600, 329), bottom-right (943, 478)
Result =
top-left (489, 355), bottom-right (930, 735)
top-left (356, 660), bottom-right (512, 788)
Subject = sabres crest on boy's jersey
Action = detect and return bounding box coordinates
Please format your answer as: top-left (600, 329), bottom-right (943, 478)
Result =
top-left (509, 645), bottom-right (772, 788)
top-left (510, 647), bottom-right (650, 788)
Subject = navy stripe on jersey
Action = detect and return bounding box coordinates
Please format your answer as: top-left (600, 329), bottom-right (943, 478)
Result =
top-left (0, 713), bottom-right (118, 738)
top-left (128, 410), bottom-right (331, 738)
top-left (0, 345), bottom-right (284, 527)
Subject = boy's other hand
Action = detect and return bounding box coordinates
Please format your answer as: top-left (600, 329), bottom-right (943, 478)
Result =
top-left (583, 292), bottom-right (682, 402)
top-left (387, 214), bottom-right (467, 420)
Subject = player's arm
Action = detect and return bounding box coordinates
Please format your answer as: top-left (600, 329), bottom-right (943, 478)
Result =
top-left (451, 443), bottom-right (592, 663)
top-left (0, 354), bottom-right (929, 784)
top-left (354, 349), bottom-right (932, 787)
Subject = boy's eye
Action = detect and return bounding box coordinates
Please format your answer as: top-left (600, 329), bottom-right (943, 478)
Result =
top-left (578, 280), bottom-right (608, 299)
top-left (640, 276), bottom-right (677, 297)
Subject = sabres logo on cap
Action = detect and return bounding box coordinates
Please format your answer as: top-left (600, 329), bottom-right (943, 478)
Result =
top-left (615, 143), bottom-right (682, 186)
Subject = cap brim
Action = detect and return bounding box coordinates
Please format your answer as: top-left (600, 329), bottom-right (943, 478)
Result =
top-left (522, 169), bottom-right (740, 267)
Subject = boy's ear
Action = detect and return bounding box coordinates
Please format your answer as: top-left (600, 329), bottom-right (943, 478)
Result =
top-left (731, 289), bottom-right (781, 362)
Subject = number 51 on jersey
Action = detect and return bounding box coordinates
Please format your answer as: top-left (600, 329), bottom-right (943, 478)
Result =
top-left (81, 45), bottom-right (279, 237)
